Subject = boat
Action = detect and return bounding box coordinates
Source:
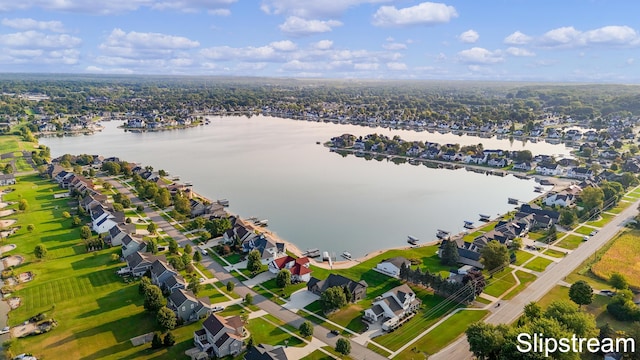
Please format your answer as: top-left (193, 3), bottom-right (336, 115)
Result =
top-left (255, 219), bottom-right (268, 226)
top-left (534, 186), bottom-right (543, 193)
top-left (479, 214), bottom-right (491, 222)
top-left (341, 251), bottom-right (352, 260)
top-left (217, 199), bottom-right (230, 206)
top-left (463, 221), bottom-right (474, 229)
top-left (508, 197), bottom-right (519, 205)
top-left (303, 248), bottom-right (321, 258)
top-left (436, 229), bottom-right (450, 239)
top-left (407, 235), bottom-right (419, 245)
top-left (316, 141), bottom-right (321, 145)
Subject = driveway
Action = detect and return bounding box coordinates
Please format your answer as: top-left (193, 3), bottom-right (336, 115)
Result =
top-left (242, 271), bottom-right (275, 288)
top-left (283, 289), bottom-right (319, 312)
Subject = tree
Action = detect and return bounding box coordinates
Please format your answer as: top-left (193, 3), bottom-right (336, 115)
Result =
top-left (480, 240), bottom-right (509, 271)
top-left (71, 216), bottom-right (82, 227)
top-left (246, 249), bottom-right (262, 273)
top-left (62, 211), bottom-right (71, 218)
top-left (193, 251), bottom-right (202, 262)
top-left (276, 269), bottom-right (291, 288)
top-left (151, 333), bottom-right (163, 349)
top-left (569, 281), bottom-right (593, 308)
top-left (610, 272), bottom-right (629, 291)
top-left (144, 285), bottom-right (164, 312)
top-left (440, 239), bottom-right (460, 266)
top-left (299, 320), bottom-right (313, 338)
top-left (245, 293), bottom-right (253, 305)
top-left (321, 286), bottom-right (347, 312)
top-left (335, 338), bottom-right (351, 356)
top-left (147, 222), bottom-right (157, 235)
top-left (163, 331), bottom-right (176, 347)
top-left (188, 276), bottom-right (201, 295)
top-left (524, 302), bottom-right (542, 320)
top-left (34, 244), bottom-right (47, 259)
top-left (227, 281), bottom-right (235, 292)
top-left (157, 306), bottom-right (177, 330)
top-left (18, 199), bottom-right (28, 211)
top-left (26, 224), bottom-right (35, 232)
top-left (559, 209), bottom-right (577, 227)
top-left (154, 188), bottom-right (172, 208)
top-left (466, 322), bottom-right (506, 360)
top-left (139, 277), bottom-right (152, 295)
top-left (184, 244), bottom-right (192, 254)
top-left (80, 225), bottom-right (92, 240)
top-left (581, 186), bottom-right (604, 211)
top-left (510, 237), bottom-right (523, 250)
top-left (168, 239), bottom-right (178, 254)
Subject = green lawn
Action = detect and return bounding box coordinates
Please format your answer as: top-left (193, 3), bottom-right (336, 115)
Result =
top-left (394, 310), bottom-right (488, 359)
top-left (574, 226), bottom-right (596, 236)
top-left (523, 257), bottom-right (553, 272)
top-left (245, 317), bottom-right (304, 348)
top-left (482, 268), bottom-right (516, 298)
top-left (556, 234), bottom-right (585, 250)
top-left (607, 201), bottom-right (631, 214)
top-left (502, 270), bottom-right (537, 300)
top-left (214, 281), bottom-right (241, 299)
top-left (586, 213), bottom-right (613, 227)
top-left (513, 250), bottom-right (534, 266)
top-left (526, 231), bottom-right (546, 240)
top-left (301, 350), bottom-right (334, 360)
top-left (542, 249), bottom-right (567, 258)
top-left (367, 342), bottom-right (392, 357)
top-left (260, 278), bottom-right (308, 299)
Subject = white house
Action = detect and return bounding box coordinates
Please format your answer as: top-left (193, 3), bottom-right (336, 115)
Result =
top-left (536, 163), bottom-right (563, 176)
top-left (375, 257), bottom-right (411, 278)
top-left (566, 167), bottom-right (594, 180)
top-left (363, 284), bottom-right (421, 331)
top-left (544, 191), bottom-right (575, 207)
top-left (90, 206), bottom-right (117, 234)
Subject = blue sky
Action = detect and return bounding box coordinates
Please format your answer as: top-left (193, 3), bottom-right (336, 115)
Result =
top-left (1, 0), bottom-right (639, 82)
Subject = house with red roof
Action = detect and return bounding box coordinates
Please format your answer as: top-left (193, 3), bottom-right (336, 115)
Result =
top-left (268, 256), bottom-right (312, 282)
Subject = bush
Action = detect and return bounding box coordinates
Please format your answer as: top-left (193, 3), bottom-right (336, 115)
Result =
top-left (151, 333), bottom-right (163, 349)
top-left (163, 332), bottom-right (176, 347)
top-left (335, 338), bottom-right (351, 355)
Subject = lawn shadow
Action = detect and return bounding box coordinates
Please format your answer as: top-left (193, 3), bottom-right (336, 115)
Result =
top-left (78, 289), bottom-right (141, 319)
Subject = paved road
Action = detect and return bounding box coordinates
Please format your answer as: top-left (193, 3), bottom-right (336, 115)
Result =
top-left (431, 197), bottom-right (640, 360)
top-left (107, 178), bottom-right (386, 360)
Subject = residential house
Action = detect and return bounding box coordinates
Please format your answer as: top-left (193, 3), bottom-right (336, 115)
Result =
top-left (163, 273), bottom-right (187, 293)
top-left (223, 218), bottom-right (256, 245)
top-left (193, 314), bottom-right (246, 358)
top-left (487, 157), bottom-right (509, 167)
top-left (513, 162), bottom-right (535, 171)
top-left (544, 191), bottom-right (576, 207)
top-left (363, 284), bottom-right (421, 331)
top-left (307, 274), bottom-right (367, 302)
top-left (244, 344), bottom-right (289, 360)
top-left (516, 204), bottom-right (560, 227)
top-left (167, 288), bottom-right (212, 322)
top-left (150, 259), bottom-right (179, 289)
top-left (268, 256), bottom-right (312, 282)
top-left (121, 234), bottom-right (147, 258)
top-left (566, 167), bottom-right (594, 180)
top-left (123, 252), bottom-right (165, 276)
top-left (190, 199), bottom-right (207, 217)
top-left (536, 163), bottom-right (563, 176)
top-left (46, 163), bottom-right (66, 180)
top-left (80, 193), bottom-right (107, 212)
top-left (241, 235), bottom-right (286, 264)
top-left (0, 174), bottom-right (15, 186)
top-left (438, 238), bottom-right (484, 269)
top-left (375, 257), bottom-right (411, 278)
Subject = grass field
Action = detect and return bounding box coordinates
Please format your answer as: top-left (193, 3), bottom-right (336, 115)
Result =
top-left (607, 201), bottom-right (631, 214)
top-left (245, 317), bottom-right (305, 348)
top-left (301, 350), bottom-right (334, 360)
top-left (574, 226), bottom-right (597, 236)
top-left (523, 257), bottom-right (553, 272)
top-left (482, 268), bottom-right (516, 298)
top-left (394, 309), bottom-right (488, 360)
top-left (586, 213), bottom-right (614, 227)
top-left (513, 250), bottom-right (534, 266)
top-left (556, 234), bottom-right (585, 250)
top-left (542, 248), bottom-right (567, 258)
top-left (591, 230), bottom-right (640, 288)
top-left (502, 270), bottom-right (537, 300)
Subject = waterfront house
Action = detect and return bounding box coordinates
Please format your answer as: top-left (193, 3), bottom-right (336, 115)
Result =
top-left (487, 157), bottom-right (509, 167)
top-left (513, 161), bottom-right (535, 171)
top-left (268, 256), bottom-right (312, 282)
top-left (190, 198), bottom-right (207, 217)
top-left (193, 314), bottom-right (246, 358)
top-left (223, 218), bottom-right (256, 245)
top-left (544, 191), bottom-right (576, 207)
top-left (566, 167), bottom-right (594, 180)
top-left (536, 162), bottom-right (563, 176)
top-left (307, 274), bottom-right (367, 302)
top-left (244, 344), bottom-right (289, 360)
top-left (375, 257), bottom-right (411, 278)
top-left (516, 204), bottom-right (560, 226)
top-left (167, 288), bottom-right (212, 322)
top-left (241, 235), bottom-right (286, 264)
top-left (438, 238), bottom-right (484, 269)
top-left (363, 284), bottom-right (421, 331)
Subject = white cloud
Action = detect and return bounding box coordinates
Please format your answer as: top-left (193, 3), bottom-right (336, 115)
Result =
top-left (279, 16), bottom-right (342, 36)
top-left (354, 63), bottom-right (379, 70)
top-left (383, 42), bottom-right (407, 50)
top-left (506, 47), bottom-right (535, 57)
top-left (457, 47), bottom-right (504, 64)
top-left (537, 25), bottom-right (640, 48)
top-left (151, 0), bottom-right (237, 12)
top-left (261, 0), bottom-right (391, 18)
top-left (269, 40), bottom-right (297, 51)
top-left (1, 18), bottom-right (66, 33)
top-left (208, 8), bottom-right (231, 16)
top-left (458, 29), bottom-right (478, 43)
top-left (372, 2), bottom-right (458, 27)
top-left (386, 62), bottom-right (407, 70)
top-left (0, 0), bottom-right (236, 15)
top-left (99, 28), bottom-right (199, 58)
top-left (0, 31), bottom-right (81, 49)
top-left (504, 31), bottom-right (532, 45)
top-left (313, 40), bottom-right (333, 50)
top-left (200, 45), bottom-right (281, 62)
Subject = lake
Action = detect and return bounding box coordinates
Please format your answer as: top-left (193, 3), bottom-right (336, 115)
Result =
top-left (40, 116), bottom-right (573, 258)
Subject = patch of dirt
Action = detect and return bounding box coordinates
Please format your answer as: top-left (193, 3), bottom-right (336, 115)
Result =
top-left (11, 321), bottom-right (36, 338)
top-left (0, 203), bottom-right (7, 209)
top-left (0, 210), bottom-right (15, 218)
top-left (2, 255), bottom-right (23, 268)
top-left (0, 244), bottom-right (16, 253)
top-left (4, 277), bottom-right (17, 286)
top-left (0, 219), bottom-right (16, 228)
top-left (8, 297), bottom-right (20, 309)
top-left (18, 272), bottom-right (32, 283)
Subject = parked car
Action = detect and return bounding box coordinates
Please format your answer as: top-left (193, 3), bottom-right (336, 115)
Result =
top-left (590, 230), bottom-right (598, 236)
top-left (330, 330), bottom-right (340, 336)
top-left (600, 290), bottom-right (615, 297)
top-left (0, 326), bottom-right (9, 334)
top-left (212, 306), bottom-right (225, 312)
top-left (583, 236), bottom-right (589, 241)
